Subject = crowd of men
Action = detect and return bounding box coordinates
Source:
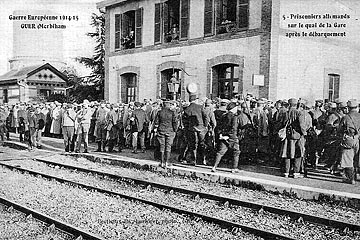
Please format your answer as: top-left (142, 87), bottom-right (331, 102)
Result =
top-left (0, 94), bottom-right (359, 184)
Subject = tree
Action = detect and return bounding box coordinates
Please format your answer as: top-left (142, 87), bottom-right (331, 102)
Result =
top-left (76, 9), bottom-right (105, 100)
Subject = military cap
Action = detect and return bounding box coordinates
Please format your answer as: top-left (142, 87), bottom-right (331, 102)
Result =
top-left (226, 102), bottom-right (237, 111)
top-left (189, 94), bottom-right (197, 102)
top-left (220, 99), bottom-right (230, 104)
top-left (347, 99), bottom-right (358, 108)
top-left (134, 101), bottom-right (141, 107)
top-left (338, 102), bottom-right (347, 108)
top-left (288, 98), bottom-right (298, 105)
top-left (328, 102), bottom-right (337, 109)
top-left (315, 99), bottom-right (323, 103)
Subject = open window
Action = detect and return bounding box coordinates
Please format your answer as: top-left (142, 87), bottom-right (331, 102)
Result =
top-left (204, 0), bottom-right (249, 36)
top-left (114, 8), bottom-right (143, 50)
top-left (154, 0), bottom-right (189, 44)
top-left (212, 64), bottom-right (239, 99)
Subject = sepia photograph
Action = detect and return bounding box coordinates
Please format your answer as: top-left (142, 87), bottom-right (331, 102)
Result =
top-left (0, 0), bottom-right (359, 239)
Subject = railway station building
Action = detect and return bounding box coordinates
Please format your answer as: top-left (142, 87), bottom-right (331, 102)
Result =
top-left (97, 0), bottom-right (360, 103)
top-left (0, 63), bottom-right (67, 104)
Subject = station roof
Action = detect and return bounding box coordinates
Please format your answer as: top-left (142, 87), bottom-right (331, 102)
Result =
top-left (0, 63), bottom-right (67, 84)
top-left (96, 0), bottom-right (129, 9)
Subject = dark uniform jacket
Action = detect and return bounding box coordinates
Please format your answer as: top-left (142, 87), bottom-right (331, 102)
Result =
top-left (131, 108), bottom-right (148, 132)
top-left (218, 111), bottom-right (239, 141)
top-left (338, 110), bottom-right (360, 137)
top-left (154, 108), bottom-right (178, 133)
top-left (183, 103), bottom-right (209, 132)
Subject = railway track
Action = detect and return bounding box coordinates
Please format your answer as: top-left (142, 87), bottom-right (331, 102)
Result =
top-left (0, 196), bottom-right (105, 240)
top-left (31, 157), bottom-right (360, 232)
top-left (0, 161), bottom-right (295, 240)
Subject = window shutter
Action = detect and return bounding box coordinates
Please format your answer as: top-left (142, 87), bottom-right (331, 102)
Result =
top-left (135, 8), bottom-right (143, 47)
top-left (154, 3), bottom-right (162, 44)
top-left (214, 0), bottom-right (222, 34)
top-left (180, 0), bottom-right (189, 39)
top-left (115, 14), bottom-right (121, 50)
top-left (204, 0), bottom-right (214, 36)
top-left (238, 0), bottom-right (249, 29)
top-left (334, 75), bottom-right (340, 100)
top-left (121, 76), bottom-right (127, 103)
top-left (163, 2), bottom-right (169, 37)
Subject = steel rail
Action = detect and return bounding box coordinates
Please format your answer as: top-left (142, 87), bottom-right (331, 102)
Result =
top-left (0, 162), bottom-right (295, 240)
top-left (34, 157), bottom-right (360, 232)
top-left (0, 196), bottom-right (105, 240)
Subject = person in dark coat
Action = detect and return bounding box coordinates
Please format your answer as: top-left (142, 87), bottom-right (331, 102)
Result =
top-left (106, 103), bottom-right (122, 152)
top-left (129, 102), bottom-right (148, 153)
top-left (154, 100), bottom-right (178, 168)
top-left (279, 98), bottom-right (307, 178)
top-left (338, 99), bottom-right (360, 184)
top-left (182, 95), bottom-right (209, 165)
top-left (212, 102), bottom-right (241, 173)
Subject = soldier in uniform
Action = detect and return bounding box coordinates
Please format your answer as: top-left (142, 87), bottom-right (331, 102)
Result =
top-left (182, 95), bottom-right (209, 165)
top-left (75, 100), bottom-right (93, 153)
top-left (212, 102), bottom-right (241, 173)
top-left (154, 100), bottom-right (178, 168)
top-left (61, 103), bottom-right (76, 152)
top-left (308, 99), bottom-right (326, 168)
top-left (106, 103), bottom-right (123, 152)
top-left (321, 102), bottom-right (342, 170)
top-left (95, 101), bottom-right (109, 152)
top-left (297, 99), bottom-right (313, 176)
top-left (0, 105), bottom-right (7, 142)
top-left (203, 99), bottom-right (217, 164)
top-left (129, 102), bottom-right (148, 153)
top-left (338, 99), bottom-right (360, 184)
top-left (279, 98), bottom-right (307, 178)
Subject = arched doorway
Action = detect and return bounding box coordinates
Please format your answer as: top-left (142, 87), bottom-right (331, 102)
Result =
top-left (161, 68), bottom-right (181, 100)
top-left (121, 73), bottom-right (137, 103)
top-left (212, 64), bottom-right (240, 99)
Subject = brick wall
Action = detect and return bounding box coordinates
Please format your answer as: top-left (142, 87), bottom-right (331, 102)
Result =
top-left (258, 0), bottom-right (272, 99)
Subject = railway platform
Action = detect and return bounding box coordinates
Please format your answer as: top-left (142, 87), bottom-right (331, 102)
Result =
top-left (3, 133), bottom-right (360, 207)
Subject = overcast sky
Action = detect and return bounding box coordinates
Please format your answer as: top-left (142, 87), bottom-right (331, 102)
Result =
top-left (0, 0), bottom-right (100, 76)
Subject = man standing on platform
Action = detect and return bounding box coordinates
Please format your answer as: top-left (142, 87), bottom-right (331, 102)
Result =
top-left (61, 103), bottom-right (76, 152)
top-left (75, 100), bottom-right (93, 153)
top-left (0, 105), bottom-right (7, 142)
top-left (212, 102), bottom-right (240, 173)
top-left (183, 95), bottom-right (209, 165)
top-left (95, 101), bottom-right (109, 152)
top-left (154, 100), bottom-right (178, 168)
top-left (34, 105), bottom-right (46, 149)
top-left (279, 98), bottom-right (307, 178)
top-left (106, 103), bottom-right (122, 152)
top-left (338, 99), bottom-right (360, 184)
top-left (129, 102), bottom-right (148, 153)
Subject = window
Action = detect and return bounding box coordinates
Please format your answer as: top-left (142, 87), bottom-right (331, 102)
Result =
top-left (154, 0), bottom-right (189, 44)
top-left (328, 74), bottom-right (340, 102)
top-left (212, 64), bottom-right (239, 99)
top-left (121, 73), bottom-right (137, 103)
top-left (3, 89), bottom-right (8, 103)
top-left (39, 89), bottom-right (51, 97)
top-left (204, 0), bottom-right (249, 36)
top-left (114, 8), bottom-right (143, 50)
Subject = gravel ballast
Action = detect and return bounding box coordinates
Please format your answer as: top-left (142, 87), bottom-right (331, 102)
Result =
top-left (5, 159), bottom-right (360, 240)
top-left (0, 203), bottom-right (72, 240)
top-left (34, 155), bottom-right (360, 224)
top-left (0, 167), bottom-right (260, 240)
